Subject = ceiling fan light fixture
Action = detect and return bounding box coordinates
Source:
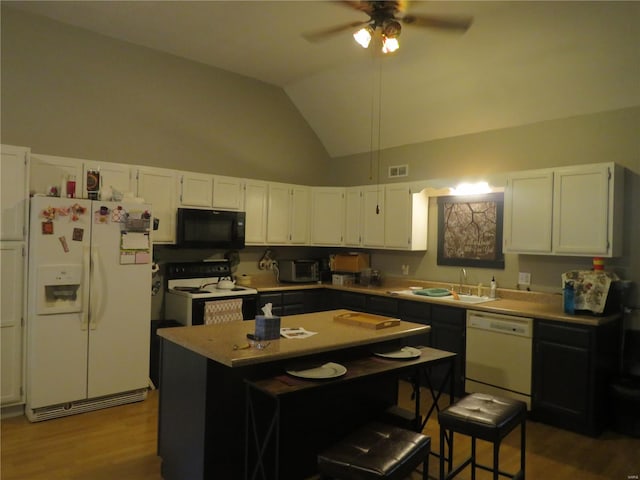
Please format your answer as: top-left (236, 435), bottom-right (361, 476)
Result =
top-left (353, 26), bottom-right (373, 48)
top-left (381, 35), bottom-right (399, 53)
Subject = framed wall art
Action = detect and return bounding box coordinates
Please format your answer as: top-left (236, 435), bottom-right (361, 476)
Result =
top-left (437, 192), bottom-right (505, 268)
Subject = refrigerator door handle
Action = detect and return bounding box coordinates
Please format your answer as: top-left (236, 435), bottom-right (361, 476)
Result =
top-left (89, 248), bottom-right (101, 330)
top-left (81, 246), bottom-right (91, 331)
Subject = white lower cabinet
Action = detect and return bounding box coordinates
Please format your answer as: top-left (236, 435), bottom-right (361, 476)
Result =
top-left (135, 167), bottom-right (177, 244)
top-left (311, 187), bottom-right (345, 246)
top-left (504, 162), bottom-right (623, 257)
top-left (1, 242), bottom-right (25, 405)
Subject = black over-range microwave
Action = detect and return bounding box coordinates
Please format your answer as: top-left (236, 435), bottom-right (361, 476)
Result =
top-left (176, 208), bottom-right (246, 249)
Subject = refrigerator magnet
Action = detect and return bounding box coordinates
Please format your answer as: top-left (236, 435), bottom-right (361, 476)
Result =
top-left (72, 228), bottom-right (84, 242)
top-left (58, 236), bottom-right (70, 253)
top-left (42, 221), bottom-right (54, 235)
top-left (94, 209), bottom-right (110, 224)
top-left (111, 206), bottom-right (125, 223)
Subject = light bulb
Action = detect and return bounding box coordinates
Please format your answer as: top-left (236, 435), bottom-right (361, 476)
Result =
top-left (353, 27), bottom-right (372, 48)
top-left (449, 182), bottom-right (492, 195)
top-left (382, 36), bottom-right (399, 53)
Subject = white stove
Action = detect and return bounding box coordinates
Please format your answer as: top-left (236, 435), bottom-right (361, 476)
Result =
top-left (165, 261), bottom-right (258, 325)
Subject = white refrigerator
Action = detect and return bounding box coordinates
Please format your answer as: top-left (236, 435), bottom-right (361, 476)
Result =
top-left (26, 196), bottom-right (153, 421)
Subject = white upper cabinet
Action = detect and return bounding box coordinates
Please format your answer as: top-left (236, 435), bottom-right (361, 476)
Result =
top-left (311, 187), bottom-right (345, 246)
top-left (213, 175), bottom-right (244, 211)
top-left (30, 153), bottom-right (83, 198)
top-left (553, 163), bottom-right (623, 256)
top-left (504, 169), bottom-right (554, 253)
top-left (504, 162), bottom-right (623, 257)
top-left (289, 185), bottom-right (310, 245)
top-left (384, 184), bottom-right (428, 251)
top-left (30, 154), bottom-right (133, 201)
top-left (1, 145), bottom-right (29, 241)
top-left (134, 167), bottom-right (177, 244)
top-left (344, 187), bottom-right (362, 247)
top-left (82, 160), bottom-right (133, 200)
top-left (266, 183), bottom-right (309, 245)
top-left (361, 185), bottom-right (385, 248)
top-left (179, 171), bottom-right (213, 207)
top-left (244, 179), bottom-right (268, 245)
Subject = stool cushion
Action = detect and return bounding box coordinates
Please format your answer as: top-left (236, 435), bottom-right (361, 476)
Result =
top-left (438, 393), bottom-right (526, 442)
top-left (318, 421), bottom-right (430, 480)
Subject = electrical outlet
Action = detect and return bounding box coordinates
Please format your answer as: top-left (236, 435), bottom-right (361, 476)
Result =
top-left (518, 272), bottom-right (531, 286)
top-left (401, 264), bottom-right (410, 275)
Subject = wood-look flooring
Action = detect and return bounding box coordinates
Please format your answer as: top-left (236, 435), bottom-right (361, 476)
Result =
top-left (1, 382), bottom-right (639, 480)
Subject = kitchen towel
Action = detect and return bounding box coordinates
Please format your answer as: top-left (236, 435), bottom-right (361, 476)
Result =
top-left (204, 299), bottom-right (243, 325)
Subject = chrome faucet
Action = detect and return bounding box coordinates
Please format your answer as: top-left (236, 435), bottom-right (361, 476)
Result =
top-left (459, 268), bottom-right (468, 295)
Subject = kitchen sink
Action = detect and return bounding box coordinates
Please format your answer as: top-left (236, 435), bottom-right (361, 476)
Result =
top-left (389, 289), bottom-right (497, 305)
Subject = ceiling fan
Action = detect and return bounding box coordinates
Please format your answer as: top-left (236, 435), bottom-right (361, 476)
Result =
top-left (303, 1), bottom-right (473, 53)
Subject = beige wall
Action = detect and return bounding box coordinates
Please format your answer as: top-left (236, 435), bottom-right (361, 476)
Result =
top-left (2, 7), bottom-right (638, 325)
top-left (0, 7), bottom-right (332, 185)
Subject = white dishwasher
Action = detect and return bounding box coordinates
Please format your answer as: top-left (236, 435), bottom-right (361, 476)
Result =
top-left (465, 310), bottom-right (534, 409)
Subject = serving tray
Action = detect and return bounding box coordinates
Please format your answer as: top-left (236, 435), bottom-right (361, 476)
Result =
top-left (334, 312), bottom-right (400, 329)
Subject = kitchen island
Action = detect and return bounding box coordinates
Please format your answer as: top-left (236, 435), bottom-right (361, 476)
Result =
top-left (156, 309), bottom-right (445, 480)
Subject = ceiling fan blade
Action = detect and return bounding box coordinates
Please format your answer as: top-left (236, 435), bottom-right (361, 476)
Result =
top-left (402, 14), bottom-right (473, 32)
top-left (335, 1), bottom-right (375, 15)
top-left (302, 20), bottom-right (369, 43)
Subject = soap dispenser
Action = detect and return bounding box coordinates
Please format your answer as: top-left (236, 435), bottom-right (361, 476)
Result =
top-left (489, 276), bottom-right (497, 298)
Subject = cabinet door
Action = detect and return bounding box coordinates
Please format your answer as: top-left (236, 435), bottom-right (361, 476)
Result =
top-left (82, 161), bottom-right (133, 200)
top-left (1, 243), bottom-right (25, 405)
top-left (135, 167), bottom-right (177, 243)
top-left (532, 321), bottom-right (591, 432)
top-left (1, 145), bottom-right (29, 241)
top-left (384, 184), bottom-right (412, 249)
top-left (266, 182), bottom-right (291, 244)
top-left (311, 187), bottom-right (344, 246)
top-left (344, 188), bottom-right (362, 246)
top-left (179, 172), bottom-right (213, 207)
top-left (504, 170), bottom-right (553, 253)
top-left (244, 180), bottom-right (268, 244)
top-left (289, 185), bottom-right (310, 244)
top-left (430, 305), bottom-right (466, 397)
top-left (361, 186), bottom-right (385, 247)
top-left (30, 153), bottom-right (83, 198)
top-left (553, 165), bottom-right (611, 255)
top-left (213, 175), bottom-right (244, 210)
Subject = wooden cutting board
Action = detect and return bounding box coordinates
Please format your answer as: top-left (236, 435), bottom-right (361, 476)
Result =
top-left (334, 312), bottom-right (400, 329)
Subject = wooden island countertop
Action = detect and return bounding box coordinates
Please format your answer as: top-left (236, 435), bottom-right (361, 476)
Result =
top-left (157, 309), bottom-right (429, 368)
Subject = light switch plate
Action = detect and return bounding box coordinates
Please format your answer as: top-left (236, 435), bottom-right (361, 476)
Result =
top-left (518, 272), bottom-right (531, 286)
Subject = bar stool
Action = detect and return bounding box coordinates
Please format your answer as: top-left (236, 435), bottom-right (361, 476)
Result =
top-left (317, 421), bottom-right (431, 480)
top-left (438, 393), bottom-right (526, 480)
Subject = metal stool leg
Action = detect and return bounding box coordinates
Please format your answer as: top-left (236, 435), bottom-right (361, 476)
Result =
top-left (493, 440), bottom-right (500, 480)
top-left (471, 436), bottom-right (476, 480)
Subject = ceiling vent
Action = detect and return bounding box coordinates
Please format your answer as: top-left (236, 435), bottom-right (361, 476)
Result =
top-left (388, 164), bottom-right (409, 178)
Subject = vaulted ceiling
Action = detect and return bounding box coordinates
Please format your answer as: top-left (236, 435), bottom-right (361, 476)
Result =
top-left (8, 1), bottom-right (640, 158)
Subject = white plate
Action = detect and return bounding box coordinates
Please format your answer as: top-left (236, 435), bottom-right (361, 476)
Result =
top-left (286, 362), bottom-right (347, 380)
top-left (373, 346), bottom-right (422, 359)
